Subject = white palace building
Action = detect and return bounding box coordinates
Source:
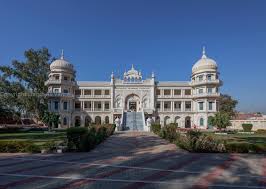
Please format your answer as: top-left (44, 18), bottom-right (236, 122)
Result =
top-left (45, 48), bottom-right (222, 131)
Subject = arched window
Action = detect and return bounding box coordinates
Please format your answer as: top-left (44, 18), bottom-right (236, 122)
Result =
top-left (63, 117), bottom-right (67, 125)
top-left (105, 116), bottom-right (109, 124)
top-left (95, 116), bottom-right (101, 125)
top-left (200, 118), bottom-right (204, 126)
top-left (74, 116), bottom-right (81, 127)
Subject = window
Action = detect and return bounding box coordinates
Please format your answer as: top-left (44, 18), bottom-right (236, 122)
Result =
top-left (207, 75), bottom-right (212, 81)
top-left (104, 102), bottom-right (110, 110)
top-left (198, 102), bottom-right (204, 111)
top-left (84, 90), bottom-right (91, 95)
top-left (185, 89), bottom-right (191, 95)
top-left (75, 102), bottom-right (81, 109)
top-left (198, 88), bottom-right (203, 94)
top-left (174, 102), bottom-right (181, 109)
top-left (185, 102), bottom-right (191, 110)
top-left (164, 89), bottom-right (171, 96)
top-left (75, 90), bottom-right (81, 95)
top-left (198, 75), bottom-right (203, 81)
top-left (104, 90), bottom-right (110, 95)
top-left (54, 88), bottom-right (59, 93)
top-left (84, 101), bottom-right (91, 109)
top-left (55, 75), bottom-right (60, 80)
top-left (63, 102), bottom-right (68, 110)
top-left (156, 89), bottom-right (161, 95)
top-left (63, 76), bottom-right (68, 81)
top-left (200, 118), bottom-right (204, 126)
top-left (95, 90), bottom-right (102, 96)
top-left (156, 102), bottom-right (161, 109)
top-left (63, 89), bottom-right (68, 94)
top-left (97, 103), bottom-right (101, 109)
top-left (54, 101), bottom-right (59, 110)
top-left (164, 102), bottom-right (170, 109)
top-left (207, 88), bottom-right (212, 94)
top-left (209, 102), bottom-right (213, 110)
top-left (174, 89), bottom-right (181, 95)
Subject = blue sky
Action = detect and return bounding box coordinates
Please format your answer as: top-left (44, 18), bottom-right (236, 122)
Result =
top-left (0, 0), bottom-right (265, 113)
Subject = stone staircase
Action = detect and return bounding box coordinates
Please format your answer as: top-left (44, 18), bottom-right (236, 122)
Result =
top-left (123, 112), bottom-right (145, 131)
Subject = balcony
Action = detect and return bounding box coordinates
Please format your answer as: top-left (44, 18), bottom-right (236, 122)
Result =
top-left (193, 92), bottom-right (220, 98)
top-left (190, 79), bottom-right (221, 86)
top-left (45, 79), bottom-right (76, 86)
top-left (46, 93), bottom-right (74, 98)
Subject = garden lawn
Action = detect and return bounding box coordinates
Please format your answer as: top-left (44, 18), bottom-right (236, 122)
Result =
top-left (0, 131), bottom-right (66, 147)
top-left (207, 133), bottom-right (266, 145)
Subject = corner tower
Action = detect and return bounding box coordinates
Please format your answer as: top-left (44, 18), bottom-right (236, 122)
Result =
top-left (191, 47), bottom-right (222, 129)
top-left (45, 50), bottom-right (76, 128)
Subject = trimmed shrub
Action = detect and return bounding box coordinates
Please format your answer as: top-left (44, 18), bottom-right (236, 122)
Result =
top-left (0, 141), bottom-right (40, 153)
top-left (194, 135), bottom-right (226, 153)
top-left (242, 124), bottom-right (253, 132)
top-left (255, 129), bottom-right (266, 135)
top-left (151, 124), bottom-right (161, 135)
top-left (225, 142), bottom-right (251, 153)
top-left (160, 124), bottom-right (178, 142)
top-left (66, 124), bottom-right (116, 152)
top-left (66, 127), bottom-right (88, 151)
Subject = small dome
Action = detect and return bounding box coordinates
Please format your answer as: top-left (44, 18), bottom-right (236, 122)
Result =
top-left (50, 50), bottom-right (74, 71)
top-left (192, 47), bottom-right (217, 75)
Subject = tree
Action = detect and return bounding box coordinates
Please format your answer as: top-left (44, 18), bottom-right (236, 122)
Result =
top-left (219, 94), bottom-right (238, 118)
top-left (42, 111), bottom-right (60, 131)
top-left (0, 48), bottom-right (52, 120)
top-left (209, 112), bottom-right (231, 130)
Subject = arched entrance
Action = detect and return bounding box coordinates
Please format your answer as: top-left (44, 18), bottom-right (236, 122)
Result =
top-left (185, 116), bottom-right (191, 128)
top-left (125, 94), bottom-right (140, 112)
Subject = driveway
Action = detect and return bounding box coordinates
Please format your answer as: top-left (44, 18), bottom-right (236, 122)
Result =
top-left (0, 131), bottom-right (265, 189)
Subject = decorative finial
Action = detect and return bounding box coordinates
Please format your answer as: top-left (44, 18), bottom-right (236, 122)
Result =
top-left (60, 49), bottom-right (64, 59)
top-left (131, 64), bottom-right (134, 70)
top-left (152, 71), bottom-right (155, 78)
top-left (202, 46), bottom-right (207, 58)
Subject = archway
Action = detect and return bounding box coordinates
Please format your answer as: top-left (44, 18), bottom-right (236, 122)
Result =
top-left (95, 116), bottom-right (101, 125)
top-left (185, 116), bottom-right (191, 128)
top-left (155, 116), bottom-right (160, 124)
top-left (125, 94), bottom-right (140, 112)
top-left (74, 116), bottom-right (81, 127)
top-left (164, 116), bottom-right (171, 126)
top-left (105, 116), bottom-right (109, 124)
top-left (85, 116), bottom-right (92, 127)
top-left (174, 116), bottom-right (181, 127)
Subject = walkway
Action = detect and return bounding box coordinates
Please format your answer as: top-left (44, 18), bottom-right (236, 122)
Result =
top-left (0, 131), bottom-right (265, 189)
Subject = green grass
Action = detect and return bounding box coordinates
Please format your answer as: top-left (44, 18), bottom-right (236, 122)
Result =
top-left (0, 131), bottom-right (66, 147)
top-left (206, 133), bottom-right (266, 145)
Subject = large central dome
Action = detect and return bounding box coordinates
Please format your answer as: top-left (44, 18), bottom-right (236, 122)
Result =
top-left (192, 47), bottom-right (217, 75)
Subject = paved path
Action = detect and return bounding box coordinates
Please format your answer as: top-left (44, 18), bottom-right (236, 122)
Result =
top-left (0, 131), bottom-right (265, 189)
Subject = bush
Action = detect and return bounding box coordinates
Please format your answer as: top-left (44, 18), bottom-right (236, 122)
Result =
top-left (42, 141), bottom-right (57, 152)
top-left (242, 124), bottom-right (253, 132)
top-left (160, 124), bottom-right (178, 142)
top-left (255, 129), bottom-right (266, 135)
top-left (225, 142), bottom-right (251, 153)
top-left (66, 124), bottom-right (116, 152)
top-left (66, 127), bottom-right (88, 151)
top-left (151, 124), bottom-right (161, 135)
top-left (194, 135), bottom-right (226, 153)
top-left (0, 141), bottom-right (40, 153)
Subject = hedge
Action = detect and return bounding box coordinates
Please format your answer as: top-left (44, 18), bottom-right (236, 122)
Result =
top-left (151, 124), bottom-right (265, 153)
top-left (0, 141), bottom-right (41, 153)
top-left (242, 124), bottom-right (253, 132)
top-left (150, 124), bottom-right (161, 135)
top-left (66, 124), bottom-right (116, 152)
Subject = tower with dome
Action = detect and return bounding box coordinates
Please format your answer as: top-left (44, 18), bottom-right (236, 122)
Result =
top-left (45, 47), bottom-right (222, 130)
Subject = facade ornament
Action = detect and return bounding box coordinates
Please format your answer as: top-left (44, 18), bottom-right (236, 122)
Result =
top-left (60, 49), bottom-right (64, 60)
